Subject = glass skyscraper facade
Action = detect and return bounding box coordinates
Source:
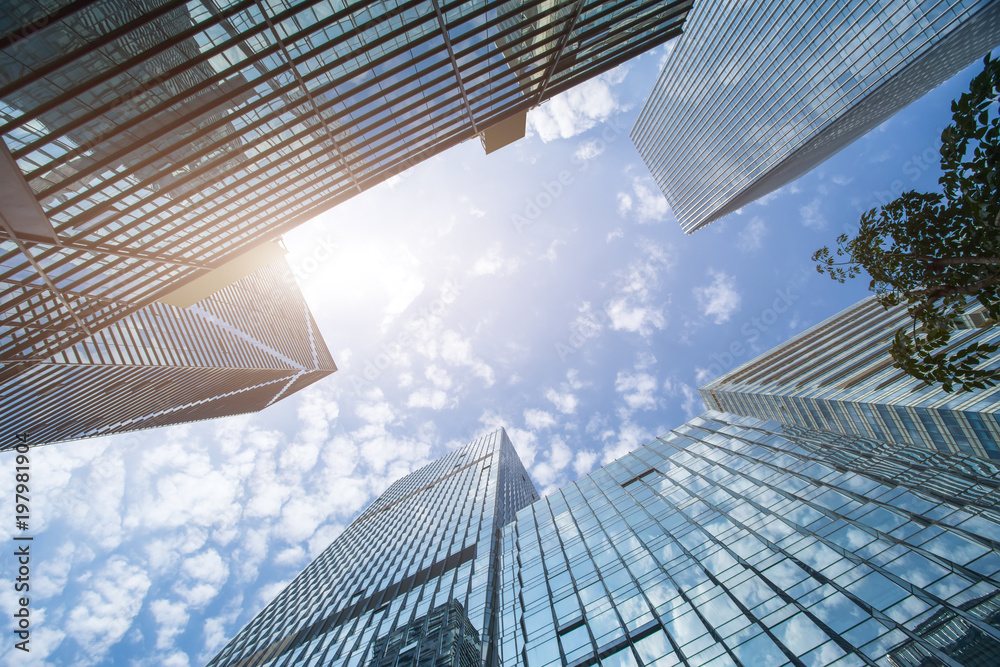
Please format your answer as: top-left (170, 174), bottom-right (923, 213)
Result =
top-left (212, 412), bottom-right (1000, 667)
top-left (499, 410), bottom-right (1000, 667)
top-left (700, 297), bottom-right (1000, 461)
top-left (2, 0), bottom-right (692, 448)
top-left (1, 0), bottom-right (692, 370)
top-left (630, 0), bottom-right (1000, 233)
top-left (207, 428), bottom-right (539, 667)
top-left (0, 250), bottom-right (336, 447)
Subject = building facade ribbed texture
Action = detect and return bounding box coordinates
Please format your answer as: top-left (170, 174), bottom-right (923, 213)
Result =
top-left (499, 410), bottom-right (1000, 667)
top-left (207, 428), bottom-right (539, 667)
top-left (0, 252), bottom-right (336, 447)
top-left (700, 297), bottom-right (1000, 460)
top-left (631, 0), bottom-right (1000, 233)
top-left (1, 0), bottom-right (692, 370)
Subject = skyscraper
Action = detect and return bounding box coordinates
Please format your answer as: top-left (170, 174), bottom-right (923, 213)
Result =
top-left (499, 410), bottom-right (1000, 667)
top-left (700, 296), bottom-right (1000, 460)
top-left (1, 0), bottom-right (693, 371)
top-left (210, 411), bottom-right (1000, 666)
top-left (630, 0), bottom-right (1000, 233)
top-left (0, 247), bottom-right (336, 447)
top-left (207, 428), bottom-right (539, 667)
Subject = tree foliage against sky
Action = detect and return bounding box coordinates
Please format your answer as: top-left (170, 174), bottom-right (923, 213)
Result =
top-left (814, 55), bottom-right (1000, 393)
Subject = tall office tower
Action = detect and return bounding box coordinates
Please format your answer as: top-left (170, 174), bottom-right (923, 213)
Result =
top-left (499, 410), bottom-right (1000, 667)
top-left (0, 247), bottom-right (336, 447)
top-left (0, 0), bottom-right (693, 375)
top-left (207, 428), bottom-right (539, 667)
top-left (630, 0), bottom-right (1000, 233)
top-left (700, 297), bottom-right (1000, 461)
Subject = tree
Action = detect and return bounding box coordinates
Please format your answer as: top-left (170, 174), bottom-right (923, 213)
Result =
top-left (813, 55), bottom-right (1000, 393)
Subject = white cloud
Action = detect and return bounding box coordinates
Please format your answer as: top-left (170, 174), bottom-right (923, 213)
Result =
top-left (440, 330), bottom-right (495, 386)
top-left (425, 365), bottom-right (452, 389)
top-left (382, 266), bottom-right (425, 317)
top-left (480, 411), bottom-right (538, 469)
top-left (693, 270), bottom-right (741, 324)
top-left (30, 441), bottom-right (127, 550)
top-left (603, 240), bottom-right (673, 337)
top-left (407, 388), bottom-right (449, 410)
top-left (34, 542), bottom-right (76, 599)
top-left (606, 227), bottom-right (624, 243)
top-left (202, 617), bottom-right (232, 662)
top-left (201, 617), bottom-right (232, 661)
top-left (65, 557), bottom-right (151, 660)
top-left (617, 193), bottom-right (633, 216)
top-left (571, 302), bottom-right (606, 341)
top-left (527, 68), bottom-right (627, 141)
top-left (471, 244), bottom-right (520, 277)
top-left (753, 189), bottom-right (781, 207)
top-left (161, 652), bottom-right (192, 667)
top-left (680, 384), bottom-right (702, 419)
top-left (540, 239), bottom-right (564, 262)
top-left (618, 240), bottom-right (674, 301)
top-left (574, 139), bottom-right (605, 161)
top-left (151, 599), bottom-right (189, 651)
top-left (274, 546), bottom-right (307, 567)
top-left (573, 450), bottom-right (599, 478)
top-left (614, 371), bottom-right (659, 412)
top-left (737, 216), bottom-right (768, 252)
top-left (275, 495), bottom-right (330, 547)
top-left (255, 580), bottom-right (292, 609)
top-left (634, 351), bottom-right (656, 370)
top-left (525, 409), bottom-right (557, 430)
top-left (181, 549), bottom-right (228, 589)
top-left (617, 177), bottom-right (670, 223)
top-left (531, 436), bottom-right (576, 492)
top-left (656, 41), bottom-right (676, 71)
top-left (355, 394), bottom-right (396, 427)
top-left (601, 422), bottom-right (655, 464)
top-left (607, 298), bottom-right (666, 336)
top-left (11, 625), bottom-right (65, 666)
top-left (565, 369), bottom-right (584, 390)
top-left (694, 365), bottom-right (714, 385)
top-left (295, 386), bottom-right (339, 440)
top-left (545, 388), bottom-right (578, 414)
top-left (133, 467), bottom-right (241, 528)
top-left (800, 197), bottom-right (825, 228)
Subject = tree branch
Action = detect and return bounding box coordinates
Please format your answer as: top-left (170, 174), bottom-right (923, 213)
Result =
top-left (910, 272), bottom-right (1000, 299)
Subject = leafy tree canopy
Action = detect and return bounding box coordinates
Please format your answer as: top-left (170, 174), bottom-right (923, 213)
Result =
top-left (813, 55), bottom-right (1000, 393)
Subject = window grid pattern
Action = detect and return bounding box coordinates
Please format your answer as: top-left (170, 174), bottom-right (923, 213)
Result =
top-left (1, 0), bottom-right (691, 367)
top-left (207, 428), bottom-right (539, 667)
top-left (500, 411), bottom-right (1000, 667)
top-left (630, 0), bottom-right (1000, 233)
top-left (0, 253), bottom-right (336, 447)
top-left (700, 297), bottom-right (1000, 460)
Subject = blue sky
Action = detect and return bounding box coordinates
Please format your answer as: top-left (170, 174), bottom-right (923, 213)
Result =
top-left (0, 43), bottom-right (990, 666)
